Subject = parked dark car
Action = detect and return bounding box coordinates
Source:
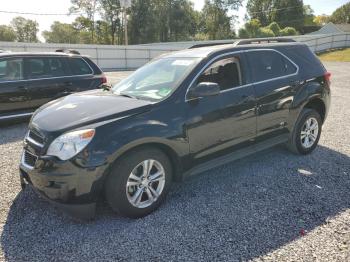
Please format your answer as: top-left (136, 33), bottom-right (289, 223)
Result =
top-left (0, 51), bottom-right (106, 121)
top-left (19, 39), bottom-right (331, 219)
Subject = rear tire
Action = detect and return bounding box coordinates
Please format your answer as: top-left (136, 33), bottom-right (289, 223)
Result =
top-left (286, 108), bottom-right (322, 155)
top-left (105, 147), bottom-right (172, 218)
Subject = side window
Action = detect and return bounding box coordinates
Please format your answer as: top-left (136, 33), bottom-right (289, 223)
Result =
top-left (246, 51), bottom-right (297, 82)
top-left (68, 58), bottom-right (92, 75)
top-left (47, 57), bottom-right (68, 77)
top-left (0, 58), bottom-right (24, 82)
top-left (27, 58), bottom-right (50, 79)
top-left (197, 57), bottom-right (242, 91)
top-left (284, 57), bottom-right (298, 75)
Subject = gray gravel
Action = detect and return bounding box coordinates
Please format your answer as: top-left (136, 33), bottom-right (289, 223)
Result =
top-left (0, 63), bottom-right (349, 261)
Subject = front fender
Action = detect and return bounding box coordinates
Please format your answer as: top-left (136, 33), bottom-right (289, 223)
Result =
top-left (87, 117), bottom-right (189, 170)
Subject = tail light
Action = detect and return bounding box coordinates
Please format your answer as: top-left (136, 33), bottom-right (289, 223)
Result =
top-left (324, 72), bottom-right (331, 86)
top-left (101, 74), bottom-right (107, 84)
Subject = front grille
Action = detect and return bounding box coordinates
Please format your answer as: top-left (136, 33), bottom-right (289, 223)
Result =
top-left (29, 130), bottom-right (44, 144)
top-left (22, 150), bottom-right (38, 169)
top-left (26, 129), bottom-right (45, 148)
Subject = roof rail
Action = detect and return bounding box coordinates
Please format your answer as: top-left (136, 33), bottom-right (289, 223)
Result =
top-left (234, 38), bottom-right (296, 46)
top-left (189, 42), bottom-right (234, 49)
top-left (55, 49), bottom-right (81, 55)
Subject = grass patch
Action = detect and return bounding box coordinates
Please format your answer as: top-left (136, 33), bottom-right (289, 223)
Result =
top-left (318, 48), bottom-right (350, 62)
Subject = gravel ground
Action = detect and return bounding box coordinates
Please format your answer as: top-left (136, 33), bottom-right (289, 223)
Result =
top-left (0, 63), bottom-right (349, 261)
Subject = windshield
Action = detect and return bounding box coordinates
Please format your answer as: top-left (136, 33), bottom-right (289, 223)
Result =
top-left (112, 57), bottom-right (201, 101)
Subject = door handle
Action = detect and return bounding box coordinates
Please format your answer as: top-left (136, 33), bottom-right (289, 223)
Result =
top-left (64, 81), bottom-right (73, 86)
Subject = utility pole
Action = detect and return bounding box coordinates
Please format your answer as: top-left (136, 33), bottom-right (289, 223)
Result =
top-left (124, 8), bottom-right (128, 46)
top-left (120, 0), bottom-right (132, 46)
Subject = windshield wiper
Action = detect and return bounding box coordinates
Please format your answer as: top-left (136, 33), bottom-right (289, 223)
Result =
top-left (119, 92), bottom-right (139, 99)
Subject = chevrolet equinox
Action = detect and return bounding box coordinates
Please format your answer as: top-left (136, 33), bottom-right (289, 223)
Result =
top-left (19, 38), bottom-right (331, 219)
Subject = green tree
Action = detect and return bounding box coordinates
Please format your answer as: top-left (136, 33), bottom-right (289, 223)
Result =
top-left (0, 25), bottom-right (16, 41)
top-left (42, 22), bottom-right (79, 43)
top-left (11, 17), bottom-right (39, 42)
top-left (329, 2), bottom-right (350, 24)
top-left (70, 0), bottom-right (99, 43)
top-left (99, 0), bottom-right (121, 44)
top-left (303, 5), bottom-right (317, 26)
top-left (201, 0), bottom-right (241, 40)
top-left (238, 28), bottom-right (249, 38)
top-left (243, 18), bottom-right (261, 38)
top-left (313, 14), bottom-right (329, 26)
top-left (279, 26), bottom-right (297, 36)
top-left (128, 0), bottom-right (158, 44)
top-left (95, 20), bottom-right (112, 44)
top-left (259, 27), bottom-right (275, 37)
top-left (246, 0), bottom-right (274, 26)
top-left (72, 16), bottom-right (95, 44)
top-left (247, 0), bottom-right (305, 31)
top-left (267, 22), bottom-right (281, 36)
top-left (270, 0), bottom-right (304, 31)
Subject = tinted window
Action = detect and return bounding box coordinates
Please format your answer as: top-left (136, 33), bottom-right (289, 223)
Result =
top-left (0, 58), bottom-right (24, 82)
top-left (68, 58), bottom-right (92, 75)
top-left (197, 57), bottom-right (242, 91)
top-left (48, 57), bottom-right (68, 77)
top-left (27, 57), bottom-right (70, 79)
top-left (247, 51), bottom-right (297, 82)
top-left (27, 58), bottom-right (48, 79)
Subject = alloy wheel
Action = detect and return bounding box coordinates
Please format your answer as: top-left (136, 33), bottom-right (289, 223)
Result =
top-left (126, 159), bottom-right (166, 208)
top-left (300, 117), bottom-right (319, 149)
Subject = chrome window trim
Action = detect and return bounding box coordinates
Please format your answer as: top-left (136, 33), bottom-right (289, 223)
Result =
top-left (0, 56), bottom-right (94, 84)
top-left (0, 112), bottom-right (33, 120)
top-left (185, 48), bottom-right (299, 101)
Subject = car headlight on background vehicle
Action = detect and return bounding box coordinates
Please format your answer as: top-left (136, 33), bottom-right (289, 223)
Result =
top-left (47, 129), bottom-right (95, 160)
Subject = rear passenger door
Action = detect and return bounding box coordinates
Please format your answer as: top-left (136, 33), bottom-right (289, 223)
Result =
top-left (246, 50), bottom-right (299, 141)
top-left (24, 56), bottom-right (71, 108)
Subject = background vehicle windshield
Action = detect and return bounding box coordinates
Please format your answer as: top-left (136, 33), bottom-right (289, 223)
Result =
top-left (112, 57), bottom-right (200, 101)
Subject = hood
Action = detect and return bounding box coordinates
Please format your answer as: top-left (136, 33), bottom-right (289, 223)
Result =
top-left (31, 89), bottom-right (152, 132)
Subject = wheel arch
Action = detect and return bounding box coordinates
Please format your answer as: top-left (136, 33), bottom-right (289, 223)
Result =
top-left (303, 97), bottom-right (326, 123)
top-left (106, 139), bottom-right (185, 183)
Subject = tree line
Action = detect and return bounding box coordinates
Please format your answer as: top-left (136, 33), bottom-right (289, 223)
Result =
top-left (0, 0), bottom-right (349, 45)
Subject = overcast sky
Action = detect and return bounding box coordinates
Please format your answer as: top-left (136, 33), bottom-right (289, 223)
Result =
top-left (0, 0), bottom-right (348, 42)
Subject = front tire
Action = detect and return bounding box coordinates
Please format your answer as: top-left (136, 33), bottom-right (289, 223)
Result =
top-left (105, 147), bottom-right (172, 218)
top-left (287, 108), bottom-right (322, 155)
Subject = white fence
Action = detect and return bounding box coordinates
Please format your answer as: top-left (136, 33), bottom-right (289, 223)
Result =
top-left (1, 33), bottom-right (349, 71)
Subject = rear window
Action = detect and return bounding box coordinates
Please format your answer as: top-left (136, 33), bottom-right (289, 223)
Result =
top-left (68, 58), bottom-right (93, 75)
top-left (246, 50), bottom-right (297, 82)
top-left (0, 58), bottom-right (24, 82)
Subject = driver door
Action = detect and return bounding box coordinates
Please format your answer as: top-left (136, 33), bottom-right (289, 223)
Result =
top-left (185, 53), bottom-right (257, 165)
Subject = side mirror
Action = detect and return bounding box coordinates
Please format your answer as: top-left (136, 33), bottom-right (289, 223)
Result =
top-left (188, 82), bottom-right (220, 99)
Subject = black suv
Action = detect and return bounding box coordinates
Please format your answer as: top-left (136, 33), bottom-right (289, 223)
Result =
top-left (0, 51), bottom-right (106, 121)
top-left (19, 39), bottom-right (331, 219)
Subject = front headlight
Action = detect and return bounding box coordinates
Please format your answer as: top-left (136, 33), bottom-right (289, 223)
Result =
top-left (47, 129), bottom-right (95, 160)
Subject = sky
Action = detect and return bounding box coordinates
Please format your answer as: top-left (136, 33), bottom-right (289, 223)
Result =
top-left (0, 0), bottom-right (348, 41)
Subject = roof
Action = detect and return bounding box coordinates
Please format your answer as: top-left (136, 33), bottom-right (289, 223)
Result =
top-left (165, 41), bottom-right (306, 58)
top-left (309, 22), bottom-right (350, 35)
top-left (0, 52), bottom-right (83, 58)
